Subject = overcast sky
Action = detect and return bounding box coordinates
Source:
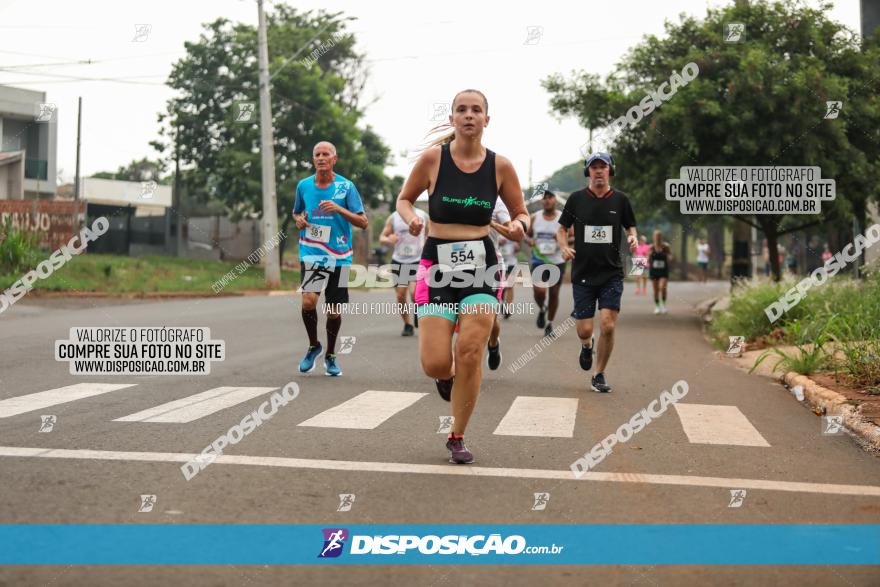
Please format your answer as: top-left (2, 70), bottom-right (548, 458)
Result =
top-left (0, 0), bottom-right (861, 190)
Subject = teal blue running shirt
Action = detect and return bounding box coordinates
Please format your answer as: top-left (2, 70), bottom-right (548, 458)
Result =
top-left (293, 174), bottom-right (364, 267)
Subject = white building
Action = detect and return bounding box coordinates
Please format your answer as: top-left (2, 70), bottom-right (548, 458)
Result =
top-left (0, 85), bottom-right (58, 199)
top-left (76, 177), bottom-right (171, 216)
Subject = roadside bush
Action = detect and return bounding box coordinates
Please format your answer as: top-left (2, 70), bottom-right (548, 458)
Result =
top-left (710, 278), bottom-right (787, 342)
top-left (711, 272), bottom-right (880, 345)
top-left (0, 221), bottom-right (43, 276)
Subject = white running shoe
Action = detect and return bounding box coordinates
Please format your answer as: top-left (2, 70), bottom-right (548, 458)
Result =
top-left (653, 307), bottom-right (661, 315)
top-left (660, 305), bottom-right (668, 314)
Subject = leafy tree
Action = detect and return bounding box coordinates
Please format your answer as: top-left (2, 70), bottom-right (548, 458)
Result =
top-left (152, 6), bottom-right (396, 260)
top-left (543, 0), bottom-right (880, 280)
top-left (91, 157), bottom-right (169, 184)
top-left (543, 161), bottom-right (587, 195)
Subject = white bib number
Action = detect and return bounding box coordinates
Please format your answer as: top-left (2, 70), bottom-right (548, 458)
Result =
top-left (585, 225), bottom-right (612, 244)
top-left (653, 259), bottom-right (666, 269)
top-left (305, 223), bottom-right (331, 243)
top-left (400, 243), bottom-right (417, 258)
top-left (437, 240), bottom-right (486, 270)
top-left (537, 240), bottom-right (557, 255)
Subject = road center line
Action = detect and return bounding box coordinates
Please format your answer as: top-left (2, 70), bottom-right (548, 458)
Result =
top-left (0, 446), bottom-right (878, 497)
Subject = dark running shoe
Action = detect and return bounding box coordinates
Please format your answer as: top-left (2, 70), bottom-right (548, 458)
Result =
top-left (544, 322), bottom-right (553, 338)
top-left (536, 307), bottom-right (546, 329)
top-left (446, 437), bottom-right (474, 464)
top-left (324, 353), bottom-right (342, 377)
top-left (579, 337), bottom-right (594, 371)
top-left (487, 341), bottom-right (501, 370)
top-left (435, 376), bottom-right (454, 401)
top-left (591, 372), bottom-right (613, 393)
top-left (402, 323), bottom-right (415, 336)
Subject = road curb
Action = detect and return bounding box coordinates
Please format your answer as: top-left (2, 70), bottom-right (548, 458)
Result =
top-left (25, 289), bottom-right (294, 300)
top-left (782, 371), bottom-right (880, 452)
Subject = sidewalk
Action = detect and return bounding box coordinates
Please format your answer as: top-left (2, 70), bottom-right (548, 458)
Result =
top-left (700, 292), bottom-right (880, 453)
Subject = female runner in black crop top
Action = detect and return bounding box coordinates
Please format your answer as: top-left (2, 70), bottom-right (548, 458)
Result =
top-left (396, 89), bottom-right (529, 465)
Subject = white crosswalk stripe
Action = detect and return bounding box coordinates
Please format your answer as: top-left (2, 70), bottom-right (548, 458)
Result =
top-left (0, 383), bottom-right (137, 418)
top-left (493, 396), bottom-right (579, 437)
top-left (298, 390), bottom-right (428, 430)
top-left (1, 383), bottom-right (777, 452)
top-left (674, 403), bottom-right (771, 447)
top-left (114, 387), bottom-right (278, 423)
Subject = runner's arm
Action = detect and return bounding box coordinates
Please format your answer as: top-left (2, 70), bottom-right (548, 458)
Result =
top-left (378, 215), bottom-right (395, 244)
top-left (396, 149), bottom-right (437, 226)
top-left (524, 212), bottom-right (538, 246)
top-left (343, 183), bottom-right (369, 230)
top-left (333, 206), bottom-right (369, 230)
top-left (557, 198), bottom-right (576, 260)
top-left (556, 225), bottom-right (570, 251)
top-left (496, 155), bottom-right (529, 237)
top-left (625, 226), bottom-right (638, 253)
top-left (292, 184), bottom-right (309, 229)
top-left (491, 221), bottom-right (519, 241)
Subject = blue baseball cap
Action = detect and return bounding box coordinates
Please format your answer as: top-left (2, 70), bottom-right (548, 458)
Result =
top-left (584, 152), bottom-right (615, 176)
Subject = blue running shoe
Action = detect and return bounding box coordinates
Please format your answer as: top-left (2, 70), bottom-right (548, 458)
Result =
top-left (324, 353), bottom-right (342, 377)
top-left (299, 344), bottom-right (323, 373)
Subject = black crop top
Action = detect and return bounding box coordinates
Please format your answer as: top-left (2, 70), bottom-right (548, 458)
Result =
top-left (428, 142), bottom-right (498, 226)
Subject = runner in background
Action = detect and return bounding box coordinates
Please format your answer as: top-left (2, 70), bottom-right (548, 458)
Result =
top-left (649, 230), bottom-right (672, 314)
top-left (379, 208), bottom-right (429, 336)
top-left (696, 237), bottom-right (710, 283)
top-left (487, 198), bottom-right (521, 369)
top-left (496, 231), bottom-right (520, 319)
top-left (558, 152), bottom-right (638, 394)
top-left (526, 190), bottom-right (566, 337)
top-left (293, 141), bottom-right (368, 376)
top-left (634, 235), bottom-right (651, 294)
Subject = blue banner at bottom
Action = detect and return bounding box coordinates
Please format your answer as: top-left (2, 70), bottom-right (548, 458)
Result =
top-left (1, 525), bottom-right (878, 565)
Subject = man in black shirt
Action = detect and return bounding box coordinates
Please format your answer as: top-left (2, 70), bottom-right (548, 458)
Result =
top-left (557, 152), bottom-right (638, 393)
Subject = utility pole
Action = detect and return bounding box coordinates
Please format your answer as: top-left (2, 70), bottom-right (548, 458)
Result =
top-left (73, 96), bottom-right (82, 231)
top-left (528, 158), bottom-right (533, 192)
top-left (257, 0), bottom-right (281, 287)
top-left (174, 123), bottom-right (182, 256)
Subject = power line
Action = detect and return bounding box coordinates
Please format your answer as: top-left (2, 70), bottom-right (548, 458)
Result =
top-left (0, 69), bottom-right (167, 85)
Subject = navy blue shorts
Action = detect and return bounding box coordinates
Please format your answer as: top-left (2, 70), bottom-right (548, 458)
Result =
top-left (571, 277), bottom-right (624, 319)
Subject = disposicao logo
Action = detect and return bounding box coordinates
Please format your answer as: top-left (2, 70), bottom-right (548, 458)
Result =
top-left (318, 528), bottom-right (349, 558)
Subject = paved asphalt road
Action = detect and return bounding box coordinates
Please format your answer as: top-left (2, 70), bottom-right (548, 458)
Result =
top-left (1, 281), bottom-right (878, 585)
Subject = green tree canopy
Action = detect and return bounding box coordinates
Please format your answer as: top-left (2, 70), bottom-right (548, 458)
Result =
top-left (91, 157), bottom-right (169, 184)
top-left (153, 6), bottom-right (396, 228)
top-left (543, 0), bottom-right (880, 279)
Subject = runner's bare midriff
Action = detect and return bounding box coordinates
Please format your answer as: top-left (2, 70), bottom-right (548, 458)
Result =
top-left (428, 221), bottom-right (490, 241)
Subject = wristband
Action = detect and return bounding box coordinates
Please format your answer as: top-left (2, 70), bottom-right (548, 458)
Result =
top-left (517, 218), bottom-right (528, 233)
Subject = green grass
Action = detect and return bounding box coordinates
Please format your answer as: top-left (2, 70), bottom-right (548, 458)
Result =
top-left (713, 271), bottom-right (880, 386)
top-left (0, 253), bottom-right (300, 294)
top-left (711, 272), bottom-right (880, 344)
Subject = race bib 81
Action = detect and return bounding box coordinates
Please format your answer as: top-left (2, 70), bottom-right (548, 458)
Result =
top-left (305, 224), bottom-right (331, 243)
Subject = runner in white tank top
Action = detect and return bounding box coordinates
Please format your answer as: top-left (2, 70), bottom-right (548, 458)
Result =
top-left (380, 209), bottom-right (429, 335)
top-left (496, 232), bottom-right (519, 318)
top-left (526, 190), bottom-right (567, 336)
top-left (486, 198), bottom-right (522, 370)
